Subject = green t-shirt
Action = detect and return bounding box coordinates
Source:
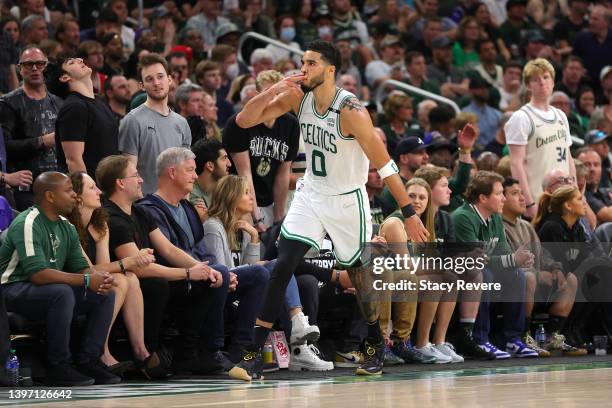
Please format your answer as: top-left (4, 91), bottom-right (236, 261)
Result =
top-left (189, 180), bottom-right (212, 208)
top-left (0, 205), bottom-right (88, 284)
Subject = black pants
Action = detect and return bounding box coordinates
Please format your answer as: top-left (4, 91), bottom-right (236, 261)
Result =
top-left (139, 277), bottom-right (217, 358)
top-left (0, 290), bottom-right (10, 376)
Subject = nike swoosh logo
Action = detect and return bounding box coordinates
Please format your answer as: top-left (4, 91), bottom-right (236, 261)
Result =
top-left (337, 353), bottom-right (357, 362)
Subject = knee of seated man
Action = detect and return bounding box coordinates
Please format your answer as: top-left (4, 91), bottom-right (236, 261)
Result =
top-left (211, 263), bottom-right (230, 290)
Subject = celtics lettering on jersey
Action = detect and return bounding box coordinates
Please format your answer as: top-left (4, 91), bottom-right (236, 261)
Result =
top-left (297, 87), bottom-right (368, 195)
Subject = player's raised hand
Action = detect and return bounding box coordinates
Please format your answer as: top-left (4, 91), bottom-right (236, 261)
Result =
top-left (271, 74), bottom-right (306, 98)
top-left (458, 122), bottom-right (478, 149)
top-left (404, 215), bottom-right (429, 243)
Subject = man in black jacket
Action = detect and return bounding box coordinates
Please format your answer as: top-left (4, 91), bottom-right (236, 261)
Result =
top-left (0, 46), bottom-right (62, 210)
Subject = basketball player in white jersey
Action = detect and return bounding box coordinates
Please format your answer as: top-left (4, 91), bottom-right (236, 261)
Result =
top-left (506, 58), bottom-right (577, 219)
top-left (228, 41), bottom-right (431, 381)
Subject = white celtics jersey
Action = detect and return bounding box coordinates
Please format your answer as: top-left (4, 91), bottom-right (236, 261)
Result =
top-left (297, 88), bottom-right (368, 195)
top-left (522, 104), bottom-right (571, 201)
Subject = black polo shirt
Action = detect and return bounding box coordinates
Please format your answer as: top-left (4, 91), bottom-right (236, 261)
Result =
top-left (585, 187), bottom-right (612, 217)
top-left (104, 199), bottom-right (156, 261)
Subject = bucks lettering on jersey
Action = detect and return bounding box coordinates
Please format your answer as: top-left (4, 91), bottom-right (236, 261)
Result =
top-left (521, 105), bottom-right (571, 202)
top-left (297, 88), bottom-right (368, 195)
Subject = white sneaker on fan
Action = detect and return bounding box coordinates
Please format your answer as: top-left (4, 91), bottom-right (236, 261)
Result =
top-left (289, 312), bottom-right (320, 345)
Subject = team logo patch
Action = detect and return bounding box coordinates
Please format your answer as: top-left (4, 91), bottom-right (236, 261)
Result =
top-left (256, 157), bottom-right (271, 177)
top-left (327, 117), bottom-right (335, 127)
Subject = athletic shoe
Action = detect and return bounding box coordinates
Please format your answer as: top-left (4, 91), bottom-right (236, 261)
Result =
top-left (334, 350), bottom-right (364, 367)
top-left (434, 342), bottom-right (464, 363)
top-left (289, 344), bottom-right (334, 372)
top-left (506, 340), bottom-right (538, 358)
top-left (383, 345), bottom-right (405, 366)
top-left (76, 360), bottom-right (122, 385)
top-left (392, 340), bottom-right (437, 364)
top-left (414, 343), bottom-right (452, 364)
top-left (228, 351), bottom-right (264, 381)
top-left (45, 363), bottom-right (95, 387)
top-left (523, 333), bottom-right (551, 358)
top-left (547, 332), bottom-right (588, 356)
top-left (356, 339), bottom-right (384, 375)
top-left (289, 312), bottom-right (320, 345)
top-left (478, 342), bottom-right (511, 359)
top-left (454, 333), bottom-right (496, 360)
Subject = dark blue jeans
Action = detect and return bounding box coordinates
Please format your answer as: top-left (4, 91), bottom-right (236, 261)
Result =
top-left (2, 282), bottom-right (115, 365)
top-left (473, 267), bottom-right (526, 345)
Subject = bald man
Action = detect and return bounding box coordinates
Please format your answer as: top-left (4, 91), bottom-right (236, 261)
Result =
top-left (0, 172), bottom-right (119, 387)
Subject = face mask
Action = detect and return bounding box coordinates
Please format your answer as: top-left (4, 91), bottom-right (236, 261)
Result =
top-left (317, 26), bottom-right (332, 38)
top-left (280, 26), bottom-right (296, 42)
top-left (226, 62), bottom-right (239, 80)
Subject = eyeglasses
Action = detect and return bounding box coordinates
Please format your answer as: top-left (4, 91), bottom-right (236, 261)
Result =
top-left (122, 173), bottom-right (141, 180)
top-left (18, 60), bottom-right (48, 70)
top-left (553, 176), bottom-right (575, 185)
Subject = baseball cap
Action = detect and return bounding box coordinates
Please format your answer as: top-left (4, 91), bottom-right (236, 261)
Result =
top-left (600, 66), bottom-right (612, 82)
top-left (151, 5), bottom-right (171, 20)
top-left (469, 76), bottom-right (489, 89)
top-left (524, 30), bottom-right (546, 45)
top-left (506, 0), bottom-right (527, 10)
top-left (215, 22), bottom-right (242, 41)
top-left (584, 129), bottom-right (609, 145)
top-left (380, 34), bottom-right (401, 48)
top-left (426, 134), bottom-right (454, 152)
top-left (431, 36), bottom-right (452, 49)
top-left (395, 137), bottom-right (426, 160)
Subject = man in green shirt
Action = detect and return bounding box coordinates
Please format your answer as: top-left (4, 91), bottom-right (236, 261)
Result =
top-left (452, 170), bottom-right (538, 359)
top-left (190, 139), bottom-right (232, 220)
top-left (0, 172), bottom-right (118, 386)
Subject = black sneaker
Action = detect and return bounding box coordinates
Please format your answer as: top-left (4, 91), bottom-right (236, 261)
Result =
top-left (172, 350), bottom-right (222, 374)
top-left (228, 351), bottom-right (264, 381)
top-left (45, 363), bottom-right (95, 387)
top-left (138, 352), bottom-right (172, 380)
top-left (355, 339), bottom-right (384, 376)
top-left (455, 335), bottom-right (496, 360)
top-left (77, 360), bottom-right (122, 385)
top-left (392, 340), bottom-right (437, 364)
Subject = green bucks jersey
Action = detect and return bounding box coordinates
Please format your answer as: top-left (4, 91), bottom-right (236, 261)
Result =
top-left (297, 88), bottom-right (368, 195)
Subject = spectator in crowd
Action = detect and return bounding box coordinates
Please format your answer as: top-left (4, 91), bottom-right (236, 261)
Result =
top-left (521, 30), bottom-right (550, 64)
top-left (452, 170), bottom-right (538, 359)
top-left (553, 0), bottom-right (589, 52)
top-left (506, 58), bottom-right (576, 219)
top-left (55, 18), bottom-right (80, 54)
top-left (427, 36), bottom-right (468, 101)
top-left (186, 0), bottom-right (230, 51)
top-left (485, 112), bottom-right (512, 157)
top-left (335, 37), bottom-right (363, 94)
top-left (498, 61), bottom-right (523, 112)
top-left (65, 172), bottom-right (169, 378)
top-left (202, 174), bottom-right (330, 370)
top-left (223, 70), bottom-right (299, 231)
top-left (471, 39), bottom-right (503, 89)
top-left (474, 2), bottom-right (511, 61)
top-left (410, 17), bottom-right (443, 63)
top-left (0, 29), bottom-right (18, 94)
top-left (405, 51), bottom-right (440, 108)
top-left (79, 8), bottom-right (121, 43)
top-left (555, 56), bottom-right (587, 103)
top-left (572, 5), bottom-right (612, 93)
top-left (179, 28), bottom-right (207, 62)
top-left (463, 76), bottom-right (502, 147)
top-left (49, 54), bottom-right (119, 177)
top-left (103, 74), bottom-right (131, 120)
top-left (137, 148), bottom-right (235, 371)
top-left (578, 147), bottom-right (612, 224)
top-left (583, 129), bottom-right (611, 188)
top-left (364, 34), bottom-right (403, 88)
top-left (20, 15), bottom-right (48, 46)
top-left (499, 0), bottom-right (537, 60)
top-left (214, 22), bottom-right (242, 50)
top-left (0, 46), bottom-right (60, 210)
top-left (189, 139), bottom-right (231, 222)
top-left (417, 100), bottom-right (438, 131)
top-left (1, 16), bottom-right (20, 46)
top-left (233, 0), bottom-right (275, 39)
top-left (175, 83), bottom-right (205, 139)
top-left (337, 73), bottom-right (360, 100)
top-left (210, 44), bottom-right (240, 100)
top-left (575, 86), bottom-right (596, 132)
top-left (118, 53), bottom-right (191, 195)
top-left (109, 0), bottom-right (135, 53)
top-left (501, 177), bottom-right (584, 357)
top-left (265, 14), bottom-right (302, 64)
top-left (329, 0), bottom-right (370, 46)
top-left (452, 17), bottom-right (482, 70)
top-left (476, 151), bottom-right (500, 172)
top-left (0, 172), bottom-right (118, 386)
top-left (101, 33), bottom-right (125, 77)
top-left (194, 60), bottom-right (235, 127)
top-left (167, 51), bottom-right (191, 87)
top-left (77, 41), bottom-right (106, 94)
top-left (551, 91), bottom-right (585, 139)
top-left (411, 0), bottom-right (457, 42)
top-left (249, 48), bottom-right (274, 78)
top-left (366, 160), bottom-right (387, 225)
top-left (98, 154), bottom-right (224, 374)
top-left (426, 134), bottom-right (454, 169)
top-left (380, 91), bottom-right (420, 157)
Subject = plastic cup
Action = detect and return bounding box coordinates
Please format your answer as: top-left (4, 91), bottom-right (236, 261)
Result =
top-left (594, 335), bottom-right (608, 356)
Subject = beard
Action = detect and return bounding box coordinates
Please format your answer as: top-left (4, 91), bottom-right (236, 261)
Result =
top-left (147, 90), bottom-right (169, 101)
top-left (300, 72), bottom-right (325, 92)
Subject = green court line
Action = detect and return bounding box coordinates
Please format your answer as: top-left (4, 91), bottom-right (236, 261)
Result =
top-left (2, 361), bottom-right (612, 405)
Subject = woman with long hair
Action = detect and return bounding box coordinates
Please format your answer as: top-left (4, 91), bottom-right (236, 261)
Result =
top-left (453, 17), bottom-right (483, 70)
top-left (66, 172), bottom-right (168, 379)
top-left (203, 175), bottom-right (333, 371)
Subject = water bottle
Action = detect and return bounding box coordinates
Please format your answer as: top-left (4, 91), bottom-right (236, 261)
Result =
top-left (536, 324), bottom-right (547, 349)
top-left (5, 349), bottom-right (19, 386)
top-left (263, 339), bottom-right (274, 364)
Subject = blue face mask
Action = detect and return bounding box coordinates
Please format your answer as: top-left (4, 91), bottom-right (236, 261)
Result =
top-left (280, 26), bottom-right (296, 42)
